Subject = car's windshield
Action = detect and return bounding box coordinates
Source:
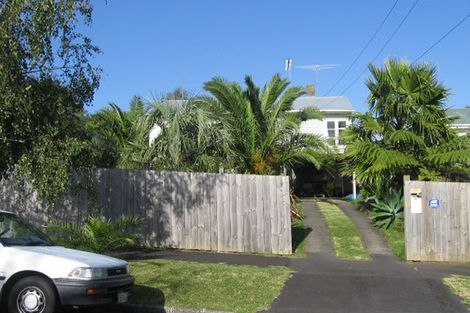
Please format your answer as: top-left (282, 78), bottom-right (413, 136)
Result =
top-left (0, 213), bottom-right (54, 246)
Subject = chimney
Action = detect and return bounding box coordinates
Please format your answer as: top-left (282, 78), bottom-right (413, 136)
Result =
top-left (305, 84), bottom-right (316, 96)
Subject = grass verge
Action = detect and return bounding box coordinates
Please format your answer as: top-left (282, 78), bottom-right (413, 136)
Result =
top-left (129, 259), bottom-right (291, 313)
top-left (317, 201), bottom-right (369, 260)
top-left (380, 220), bottom-right (405, 260)
top-left (291, 200), bottom-right (310, 257)
top-left (444, 275), bottom-right (470, 306)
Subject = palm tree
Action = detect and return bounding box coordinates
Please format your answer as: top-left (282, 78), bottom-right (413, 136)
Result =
top-left (341, 59), bottom-right (470, 195)
top-left (46, 215), bottom-right (143, 253)
top-left (146, 98), bottom-right (234, 172)
top-left (86, 96), bottom-right (154, 169)
top-left (198, 74), bottom-right (327, 175)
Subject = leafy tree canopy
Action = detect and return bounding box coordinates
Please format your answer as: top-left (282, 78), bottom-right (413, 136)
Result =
top-left (342, 59), bottom-right (470, 196)
top-left (0, 0), bottom-right (100, 204)
top-left (93, 77), bottom-right (329, 175)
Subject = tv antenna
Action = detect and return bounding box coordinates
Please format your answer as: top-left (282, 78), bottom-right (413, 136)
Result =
top-left (285, 58), bottom-right (293, 81)
top-left (295, 64), bottom-right (341, 82)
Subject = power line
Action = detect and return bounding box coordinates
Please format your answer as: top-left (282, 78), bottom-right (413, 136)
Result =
top-left (323, 0), bottom-right (399, 96)
top-left (319, 0), bottom-right (419, 110)
top-left (412, 13), bottom-right (470, 64)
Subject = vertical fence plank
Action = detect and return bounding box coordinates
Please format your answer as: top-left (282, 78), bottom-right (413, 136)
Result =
top-left (225, 174), bottom-right (232, 251)
top-left (249, 175), bottom-right (257, 253)
top-left (242, 175), bottom-right (251, 253)
top-left (262, 175), bottom-right (272, 253)
top-left (235, 174), bottom-right (243, 252)
top-left (181, 172), bottom-right (190, 250)
top-left (255, 176), bottom-right (264, 253)
top-left (228, 174), bottom-right (237, 252)
top-left (217, 174), bottom-right (224, 251)
top-left (459, 184), bottom-right (470, 262)
top-left (207, 174), bottom-right (216, 251)
top-left (282, 176), bottom-right (292, 254)
top-left (270, 176), bottom-right (280, 254)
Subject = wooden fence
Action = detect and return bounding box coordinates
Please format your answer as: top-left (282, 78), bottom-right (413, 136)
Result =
top-left (405, 178), bottom-right (470, 262)
top-left (0, 169), bottom-right (292, 255)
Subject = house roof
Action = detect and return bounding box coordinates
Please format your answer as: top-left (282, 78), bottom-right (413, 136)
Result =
top-left (448, 108), bottom-right (470, 125)
top-left (292, 96), bottom-right (354, 112)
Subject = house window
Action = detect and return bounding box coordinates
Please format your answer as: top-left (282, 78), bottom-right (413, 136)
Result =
top-left (327, 121), bottom-right (335, 138)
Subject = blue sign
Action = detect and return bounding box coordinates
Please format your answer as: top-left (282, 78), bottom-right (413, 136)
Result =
top-left (429, 197), bottom-right (440, 209)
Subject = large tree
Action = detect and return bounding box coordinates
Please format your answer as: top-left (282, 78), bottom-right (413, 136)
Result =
top-left (342, 59), bottom-right (470, 196)
top-left (0, 0), bottom-right (100, 203)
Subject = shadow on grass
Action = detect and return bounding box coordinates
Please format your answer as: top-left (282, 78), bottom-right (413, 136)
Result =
top-left (291, 220), bottom-right (312, 253)
top-left (129, 284), bottom-right (166, 306)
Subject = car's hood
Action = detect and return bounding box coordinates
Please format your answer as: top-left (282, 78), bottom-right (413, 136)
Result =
top-left (12, 246), bottom-right (127, 268)
top-left (0, 245), bottom-right (128, 279)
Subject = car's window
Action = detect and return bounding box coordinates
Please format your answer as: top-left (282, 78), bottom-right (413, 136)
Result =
top-left (0, 213), bottom-right (54, 246)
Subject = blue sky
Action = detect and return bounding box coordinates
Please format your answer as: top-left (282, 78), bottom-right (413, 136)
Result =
top-left (85, 0), bottom-right (470, 113)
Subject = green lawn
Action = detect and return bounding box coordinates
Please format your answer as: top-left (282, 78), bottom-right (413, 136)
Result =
top-left (444, 275), bottom-right (470, 306)
top-left (317, 201), bottom-right (369, 260)
top-left (129, 259), bottom-right (291, 313)
top-left (380, 220), bottom-right (405, 260)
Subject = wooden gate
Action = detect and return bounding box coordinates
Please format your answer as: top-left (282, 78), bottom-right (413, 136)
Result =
top-left (404, 177), bottom-right (470, 262)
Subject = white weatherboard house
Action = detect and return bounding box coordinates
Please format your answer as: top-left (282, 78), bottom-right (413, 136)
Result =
top-left (448, 107), bottom-right (470, 136)
top-left (291, 88), bottom-right (356, 197)
top-left (292, 93), bottom-right (355, 153)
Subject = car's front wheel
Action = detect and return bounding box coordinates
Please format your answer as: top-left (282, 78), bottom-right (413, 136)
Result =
top-left (7, 276), bottom-right (57, 313)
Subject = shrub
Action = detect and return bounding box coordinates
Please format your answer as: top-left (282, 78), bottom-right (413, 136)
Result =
top-left (46, 215), bottom-right (144, 253)
top-left (370, 191), bottom-right (404, 229)
top-left (351, 196), bottom-right (376, 213)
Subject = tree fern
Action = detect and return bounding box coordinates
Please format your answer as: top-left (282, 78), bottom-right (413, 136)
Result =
top-left (342, 59), bottom-right (470, 192)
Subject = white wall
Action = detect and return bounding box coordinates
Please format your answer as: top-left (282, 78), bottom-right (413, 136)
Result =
top-left (299, 114), bottom-right (351, 153)
top-left (451, 125), bottom-right (470, 136)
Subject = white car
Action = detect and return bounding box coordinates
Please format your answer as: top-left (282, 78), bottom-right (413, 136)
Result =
top-left (0, 210), bottom-right (134, 313)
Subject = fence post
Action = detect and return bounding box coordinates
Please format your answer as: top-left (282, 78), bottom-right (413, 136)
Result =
top-left (403, 175), bottom-right (410, 260)
top-left (352, 172), bottom-right (357, 200)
